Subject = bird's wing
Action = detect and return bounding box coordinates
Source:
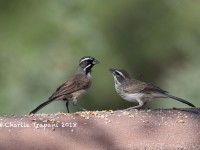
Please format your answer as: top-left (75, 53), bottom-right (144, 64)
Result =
top-left (141, 83), bottom-right (168, 94)
top-left (123, 79), bottom-right (146, 93)
top-left (124, 80), bottom-right (168, 94)
top-left (49, 74), bottom-right (90, 100)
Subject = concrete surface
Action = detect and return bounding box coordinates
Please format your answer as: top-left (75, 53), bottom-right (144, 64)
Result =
top-left (0, 108), bottom-right (200, 150)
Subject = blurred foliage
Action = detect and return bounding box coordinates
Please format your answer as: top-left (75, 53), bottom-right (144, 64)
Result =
top-left (0, 0), bottom-right (200, 114)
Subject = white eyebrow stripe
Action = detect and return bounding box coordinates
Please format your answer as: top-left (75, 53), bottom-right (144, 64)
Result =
top-left (84, 64), bottom-right (92, 71)
top-left (115, 70), bottom-right (125, 78)
top-left (80, 57), bottom-right (92, 63)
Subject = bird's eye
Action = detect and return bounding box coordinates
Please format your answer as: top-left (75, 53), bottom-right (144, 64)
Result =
top-left (115, 72), bottom-right (120, 76)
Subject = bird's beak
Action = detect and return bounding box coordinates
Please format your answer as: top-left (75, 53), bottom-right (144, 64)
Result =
top-left (109, 68), bottom-right (115, 73)
top-left (93, 59), bottom-right (99, 65)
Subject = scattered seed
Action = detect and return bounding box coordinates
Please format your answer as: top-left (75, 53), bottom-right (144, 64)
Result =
top-left (84, 116), bottom-right (89, 120)
top-left (109, 110), bottom-right (114, 114)
top-left (129, 115), bottom-right (135, 118)
top-left (29, 114), bottom-right (34, 117)
top-left (178, 120), bottom-right (185, 123)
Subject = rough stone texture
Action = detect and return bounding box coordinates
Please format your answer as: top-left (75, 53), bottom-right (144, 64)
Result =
top-left (0, 108), bottom-right (200, 150)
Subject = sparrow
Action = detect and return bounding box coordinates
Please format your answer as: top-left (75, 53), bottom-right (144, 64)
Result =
top-left (29, 56), bottom-right (99, 114)
top-left (110, 68), bottom-right (195, 109)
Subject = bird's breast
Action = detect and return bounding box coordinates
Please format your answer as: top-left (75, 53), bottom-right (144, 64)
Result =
top-left (120, 93), bottom-right (144, 102)
top-left (115, 84), bottom-right (144, 102)
top-left (71, 89), bottom-right (88, 102)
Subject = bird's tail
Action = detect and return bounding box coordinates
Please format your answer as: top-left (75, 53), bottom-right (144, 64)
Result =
top-left (29, 99), bottom-right (55, 114)
top-left (166, 94), bottom-right (195, 107)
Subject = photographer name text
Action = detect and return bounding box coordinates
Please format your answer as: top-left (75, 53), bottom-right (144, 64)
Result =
top-left (0, 122), bottom-right (77, 130)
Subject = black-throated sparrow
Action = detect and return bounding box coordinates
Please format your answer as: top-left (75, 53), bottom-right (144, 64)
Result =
top-left (110, 68), bottom-right (195, 109)
top-left (29, 56), bottom-right (99, 114)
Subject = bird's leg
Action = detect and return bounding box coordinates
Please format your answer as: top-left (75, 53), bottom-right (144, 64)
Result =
top-left (73, 101), bottom-right (87, 111)
top-left (124, 99), bottom-right (144, 111)
top-left (66, 102), bottom-right (69, 113)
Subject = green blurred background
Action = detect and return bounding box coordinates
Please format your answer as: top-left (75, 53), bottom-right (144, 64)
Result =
top-left (0, 0), bottom-right (200, 115)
